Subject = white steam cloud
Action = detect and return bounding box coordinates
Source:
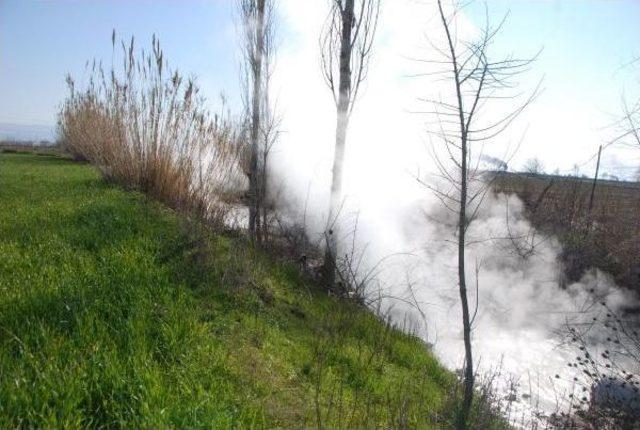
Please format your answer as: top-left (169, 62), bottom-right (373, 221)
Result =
top-left (270, 0), bottom-right (638, 419)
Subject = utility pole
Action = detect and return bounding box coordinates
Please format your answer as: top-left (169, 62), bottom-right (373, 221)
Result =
top-left (588, 144), bottom-right (602, 215)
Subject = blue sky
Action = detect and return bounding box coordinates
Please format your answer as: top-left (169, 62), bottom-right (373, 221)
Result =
top-left (0, 0), bottom-right (638, 175)
top-left (462, 0), bottom-right (640, 176)
top-left (0, 0), bottom-right (239, 127)
top-left (466, 0), bottom-right (639, 105)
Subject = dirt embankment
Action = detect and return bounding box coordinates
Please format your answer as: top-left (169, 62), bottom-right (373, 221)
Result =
top-left (492, 171), bottom-right (640, 298)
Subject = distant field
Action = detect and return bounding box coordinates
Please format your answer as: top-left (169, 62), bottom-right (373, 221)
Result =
top-left (492, 171), bottom-right (640, 293)
top-left (0, 141), bottom-right (65, 157)
top-left (0, 153), bottom-right (455, 428)
top-left (493, 171), bottom-right (640, 222)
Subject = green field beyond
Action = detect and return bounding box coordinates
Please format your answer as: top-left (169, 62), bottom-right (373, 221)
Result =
top-left (0, 153), bottom-right (451, 428)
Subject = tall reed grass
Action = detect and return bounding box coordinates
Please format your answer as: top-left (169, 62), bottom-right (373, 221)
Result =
top-left (58, 34), bottom-right (245, 227)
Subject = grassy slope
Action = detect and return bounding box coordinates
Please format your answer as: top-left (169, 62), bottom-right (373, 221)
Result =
top-left (0, 153), bottom-right (452, 429)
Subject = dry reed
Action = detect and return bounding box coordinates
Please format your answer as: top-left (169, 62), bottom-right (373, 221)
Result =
top-left (58, 33), bottom-right (245, 227)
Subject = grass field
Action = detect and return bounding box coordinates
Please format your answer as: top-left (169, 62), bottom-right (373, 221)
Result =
top-left (0, 153), bottom-right (455, 428)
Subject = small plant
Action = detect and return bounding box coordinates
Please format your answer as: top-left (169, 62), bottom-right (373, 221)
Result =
top-left (551, 302), bottom-right (640, 429)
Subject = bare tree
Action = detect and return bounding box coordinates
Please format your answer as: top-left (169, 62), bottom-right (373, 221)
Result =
top-left (417, 2), bottom-right (540, 427)
top-left (257, 2), bottom-right (280, 243)
top-left (610, 89), bottom-right (640, 151)
top-left (320, 0), bottom-right (381, 290)
top-left (239, 0), bottom-right (277, 245)
top-left (523, 157), bottom-right (545, 175)
top-left (608, 60), bottom-right (640, 180)
top-left (620, 97), bottom-right (640, 149)
top-left (258, 90), bottom-right (281, 243)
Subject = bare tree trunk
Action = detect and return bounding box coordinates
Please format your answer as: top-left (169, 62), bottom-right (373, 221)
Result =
top-left (422, 2), bottom-right (538, 426)
top-left (248, 0), bottom-right (266, 245)
top-left (457, 137), bottom-right (474, 429)
top-left (324, 0), bottom-right (355, 290)
top-left (457, 150), bottom-right (474, 429)
top-left (261, 132), bottom-right (269, 243)
top-left (436, 0), bottom-right (474, 425)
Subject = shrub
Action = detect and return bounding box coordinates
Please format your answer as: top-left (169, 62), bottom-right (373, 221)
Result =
top-left (58, 34), bottom-right (245, 227)
top-left (551, 303), bottom-right (640, 429)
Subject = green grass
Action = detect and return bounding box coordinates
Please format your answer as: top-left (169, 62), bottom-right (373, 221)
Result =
top-left (0, 153), bottom-right (453, 428)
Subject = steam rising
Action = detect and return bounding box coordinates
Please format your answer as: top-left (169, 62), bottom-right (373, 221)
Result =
top-left (270, 0), bottom-right (638, 418)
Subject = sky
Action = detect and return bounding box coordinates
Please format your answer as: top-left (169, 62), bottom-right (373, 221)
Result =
top-left (0, 0), bottom-right (240, 125)
top-left (0, 0), bottom-right (639, 177)
top-left (463, 0), bottom-right (640, 177)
